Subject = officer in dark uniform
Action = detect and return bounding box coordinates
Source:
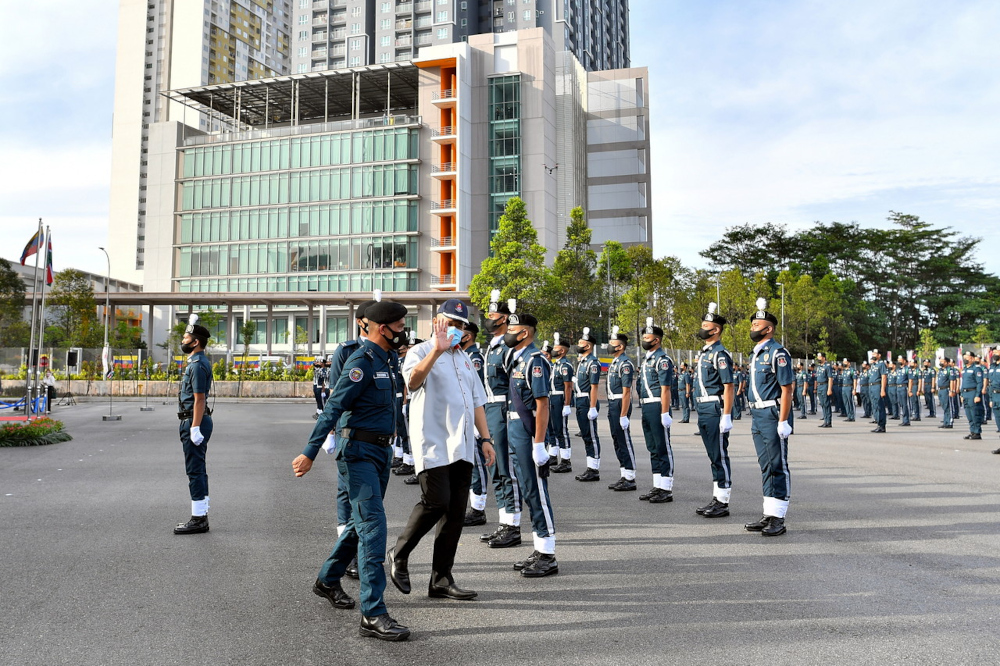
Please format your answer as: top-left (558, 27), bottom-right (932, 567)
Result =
top-left (960, 351), bottom-right (986, 440)
top-left (504, 310), bottom-right (559, 578)
top-left (693, 303), bottom-right (735, 518)
top-left (573, 327), bottom-right (604, 482)
top-left (937, 357), bottom-right (954, 429)
top-left (987, 349), bottom-right (1000, 452)
top-left (744, 299), bottom-right (794, 537)
top-left (794, 364), bottom-right (807, 420)
top-left (548, 334), bottom-right (575, 473)
top-left (391, 332), bottom-right (419, 485)
top-left (807, 364), bottom-right (817, 414)
top-left (922, 359), bottom-right (937, 419)
top-left (869, 350), bottom-right (888, 433)
top-left (830, 362), bottom-right (843, 416)
top-left (886, 361), bottom-right (900, 419)
top-left (815, 353), bottom-right (833, 428)
top-left (478, 291), bottom-right (523, 549)
top-left (841, 359), bottom-right (856, 422)
top-left (461, 322), bottom-right (491, 526)
top-left (605, 327), bottom-right (638, 491)
top-left (858, 362), bottom-right (871, 418)
top-left (670, 361), bottom-right (680, 410)
top-left (678, 363), bottom-right (692, 423)
top-left (907, 359), bottom-right (921, 421)
top-left (896, 356), bottom-right (911, 426)
top-left (732, 364), bottom-right (745, 421)
top-left (292, 300), bottom-right (411, 642)
top-left (312, 358), bottom-right (330, 419)
top-left (636, 318), bottom-right (675, 503)
top-left (173, 318), bottom-right (214, 535)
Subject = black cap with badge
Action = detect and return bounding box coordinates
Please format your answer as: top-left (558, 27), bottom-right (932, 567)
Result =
top-left (438, 298), bottom-right (470, 324)
top-left (365, 301), bottom-right (408, 324)
top-left (703, 302), bottom-right (727, 327)
top-left (487, 289), bottom-right (512, 315)
top-left (749, 297), bottom-right (778, 325)
top-left (643, 317), bottom-right (664, 338)
top-left (579, 327), bottom-right (597, 344)
top-left (184, 314), bottom-right (211, 341)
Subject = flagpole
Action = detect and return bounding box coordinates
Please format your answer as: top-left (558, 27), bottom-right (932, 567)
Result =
top-left (34, 225), bottom-right (51, 415)
top-left (23, 219), bottom-right (42, 421)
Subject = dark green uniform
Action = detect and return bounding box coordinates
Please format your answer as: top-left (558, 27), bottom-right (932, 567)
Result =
top-left (178, 350), bottom-right (213, 503)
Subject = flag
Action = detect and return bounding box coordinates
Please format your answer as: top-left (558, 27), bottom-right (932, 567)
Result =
top-left (20, 230), bottom-right (40, 265)
top-left (45, 235), bottom-right (54, 285)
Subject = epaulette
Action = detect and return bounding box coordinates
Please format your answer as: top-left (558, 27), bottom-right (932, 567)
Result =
top-left (364, 349), bottom-right (375, 361)
top-left (343, 339), bottom-right (360, 347)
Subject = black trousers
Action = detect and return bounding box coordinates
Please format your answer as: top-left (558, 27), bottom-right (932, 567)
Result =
top-left (394, 460), bottom-right (472, 586)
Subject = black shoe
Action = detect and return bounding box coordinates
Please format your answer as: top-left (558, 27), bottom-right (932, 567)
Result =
top-left (702, 501), bottom-right (730, 518)
top-left (392, 463), bottom-right (414, 476)
top-left (520, 553), bottom-right (558, 577)
top-left (969, 433), bottom-right (982, 440)
top-left (612, 479), bottom-right (637, 492)
top-left (403, 474), bottom-right (419, 485)
top-left (648, 489), bottom-right (673, 503)
top-left (761, 517), bottom-right (786, 536)
top-left (846, 419), bottom-right (855, 422)
top-left (513, 550), bottom-right (541, 571)
top-left (941, 425), bottom-right (953, 429)
top-left (387, 547), bottom-right (410, 594)
top-left (574, 468), bottom-right (600, 482)
top-left (913, 418), bottom-right (921, 422)
top-left (551, 460), bottom-right (572, 473)
top-left (744, 515), bottom-right (771, 532)
top-left (173, 515), bottom-right (209, 535)
top-left (639, 488), bottom-right (657, 501)
top-left (891, 416), bottom-right (900, 420)
top-left (390, 456), bottom-right (403, 468)
top-left (345, 556), bottom-right (359, 579)
top-left (313, 413), bottom-right (319, 420)
top-left (963, 434), bottom-right (972, 440)
top-left (488, 525), bottom-right (522, 549)
top-left (871, 427), bottom-right (886, 433)
top-left (548, 455), bottom-right (558, 466)
top-left (899, 423), bottom-right (911, 427)
top-left (313, 578), bottom-right (355, 609)
top-left (480, 525), bottom-right (503, 542)
top-left (681, 419), bottom-right (690, 423)
top-left (464, 508), bottom-right (487, 526)
top-left (992, 448), bottom-right (1000, 454)
top-left (359, 613), bottom-right (410, 642)
top-left (428, 581), bottom-right (477, 600)
top-left (695, 498), bottom-right (718, 515)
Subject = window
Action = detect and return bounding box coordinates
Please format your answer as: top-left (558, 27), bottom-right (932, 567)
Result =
top-left (297, 63), bottom-right (308, 72)
top-left (461, 18), bottom-right (466, 26)
top-left (380, 19), bottom-right (390, 29)
top-left (523, 9), bottom-right (531, 20)
top-left (350, 39), bottom-right (361, 50)
top-left (298, 46), bottom-right (307, 57)
top-left (437, 27), bottom-right (447, 39)
top-left (298, 15), bottom-right (307, 24)
top-left (438, 0), bottom-right (448, 4)
top-left (350, 22), bottom-right (361, 33)
top-left (380, 35), bottom-right (390, 46)
top-left (298, 29), bottom-right (308, 40)
top-left (507, 11), bottom-right (514, 21)
top-left (351, 6), bottom-right (361, 15)
top-left (461, 1), bottom-right (467, 8)
top-left (379, 52), bottom-right (391, 63)
top-left (381, 2), bottom-right (391, 12)
top-left (349, 56), bottom-right (361, 66)
top-left (436, 11), bottom-right (447, 21)
top-left (299, 0), bottom-right (308, 7)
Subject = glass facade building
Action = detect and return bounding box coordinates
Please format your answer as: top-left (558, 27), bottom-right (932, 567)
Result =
top-left (487, 74), bottom-right (521, 236)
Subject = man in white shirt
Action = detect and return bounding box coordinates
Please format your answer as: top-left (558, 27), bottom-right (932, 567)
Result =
top-left (388, 299), bottom-right (496, 601)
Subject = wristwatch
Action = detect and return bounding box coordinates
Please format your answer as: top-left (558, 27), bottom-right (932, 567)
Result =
top-left (481, 437), bottom-right (493, 443)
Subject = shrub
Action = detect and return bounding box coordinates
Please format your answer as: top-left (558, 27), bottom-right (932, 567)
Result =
top-left (0, 417), bottom-right (73, 447)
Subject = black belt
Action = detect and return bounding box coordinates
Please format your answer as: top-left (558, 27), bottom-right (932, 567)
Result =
top-left (177, 407), bottom-right (213, 420)
top-left (340, 428), bottom-right (394, 446)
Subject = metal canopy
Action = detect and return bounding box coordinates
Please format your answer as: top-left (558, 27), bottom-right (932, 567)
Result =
top-left (163, 63), bottom-right (420, 130)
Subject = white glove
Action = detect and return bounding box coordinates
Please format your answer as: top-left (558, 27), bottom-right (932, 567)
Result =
top-left (562, 405), bottom-right (572, 417)
top-left (777, 420), bottom-right (793, 439)
top-left (720, 413), bottom-right (733, 434)
top-left (588, 407), bottom-right (599, 420)
top-left (619, 416), bottom-right (630, 429)
top-left (190, 426), bottom-right (204, 446)
top-left (402, 404), bottom-right (408, 417)
top-left (322, 433), bottom-right (337, 455)
top-left (321, 392), bottom-right (327, 400)
top-left (532, 442), bottom-right (549, 466)
top-left (660, 412), bottom-right (672, 428)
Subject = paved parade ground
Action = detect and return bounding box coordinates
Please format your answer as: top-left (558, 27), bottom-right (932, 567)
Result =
top-left (2, 400), bottom-right (999, 665)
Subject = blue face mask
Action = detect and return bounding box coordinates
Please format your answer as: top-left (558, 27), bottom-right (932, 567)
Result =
top-left (447, 326), bottom-right (464, 348)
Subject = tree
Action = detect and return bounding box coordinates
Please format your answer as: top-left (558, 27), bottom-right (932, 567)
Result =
top-left (699, 222), bottom-right (793, 276)
top-left (918, 328), bottom-right (939, 361)
top-left (0, 259), bottom-right (27, 346)
top-left (469, 197), bottom-right (550, 319)
top-left (546, 207), bottom-right (604, 340)
top-left (110, 321), bottom-right (147, 350)
top-left (46, 269), bottom-right (102, 348)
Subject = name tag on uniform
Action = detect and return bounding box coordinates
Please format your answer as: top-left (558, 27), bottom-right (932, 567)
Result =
top-left (374, 372), bottom-right (390, 379)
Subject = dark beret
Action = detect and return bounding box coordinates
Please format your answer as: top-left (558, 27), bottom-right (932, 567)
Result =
top-left (365, 301), bottom-right (408, 324)
top-left (355, 299), bottom-right (378, 319)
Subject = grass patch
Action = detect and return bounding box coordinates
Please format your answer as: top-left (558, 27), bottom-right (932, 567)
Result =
top-left (0, 417), bottom-right (73, 447)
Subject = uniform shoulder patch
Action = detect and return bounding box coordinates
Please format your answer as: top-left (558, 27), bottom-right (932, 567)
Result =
top-left (717, 358), bottom-right (728, 369)
top-left (349, 367), bottom-right (364, 382)
top-left (589, 363), bottom-right (600, 373)
top-left (622, 365), bottom-right (632, 374)
top-left (532, 365), bottom-right (543, 377)
top-left (473, 359), bottom-right (482, 370)
top-left (658, 359), bottom-right (669, 370)
top-left (777, 356), bottom-right (787, 366)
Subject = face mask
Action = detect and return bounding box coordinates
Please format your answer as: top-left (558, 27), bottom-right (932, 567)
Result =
top-left (381, 325), bottom-right (406, 349)
top-left (575, 345), bottom-right (589, 355)
top-left (640, 340), bottom-right (655, 351)
top-left (360, 320), bottom-right (369, 334)
top-left (749, 328), bottom-right (770, 343)
top-left (696, 328), bottom-right (714, 340)
top-left (180, 342), bottom-right (196, 354)
top-left (503, 331), bottom-right (523, 348)
top-left (447, 326), bottom-right (464, 348)
top-left (552, 349), bottom-right (563, 358)
top-left (483, 318), bottom-right (501, 334)
top-left (610, 346), bottom-right (623, 354)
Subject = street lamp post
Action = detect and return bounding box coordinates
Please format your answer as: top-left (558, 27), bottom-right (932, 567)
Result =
top-left (98, 247), bottom-right (120, 422)
top-left (777, 281), bottom-right (785, 347)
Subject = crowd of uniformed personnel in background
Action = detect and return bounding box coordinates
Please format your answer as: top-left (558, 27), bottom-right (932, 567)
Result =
top-left (272, 290), bottom-right (1000, 643)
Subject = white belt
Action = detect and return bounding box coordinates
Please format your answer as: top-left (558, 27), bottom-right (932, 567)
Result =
top-left (749, 400), bottom-right (777, 409)
top-left (395, 392), bottom-right (403, 398)
top-left (488, 395), bottom-right (507, 403)
top-left (607, 392), bottom-right (624, 400)
top-left (696, 396), bottom-right (720, 403)
top-left (509, 409), bottom-right (536, 420)
top-left (641, 397), bottom-right (661, 404)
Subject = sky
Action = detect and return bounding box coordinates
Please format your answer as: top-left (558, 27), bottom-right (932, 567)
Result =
top-left (1, 0), bottom-right (998, 278)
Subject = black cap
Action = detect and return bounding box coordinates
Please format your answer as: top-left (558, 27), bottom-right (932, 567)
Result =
top-left (610, 332), bottom-right (629, 345)
top-left (703, 310), bottom-right (727, 326)
top-left (187, 324), bottom-right (211, 340)
top-left (489, 301), bottom-right (511, 315)
top-left (508, 312), bottom-right (538, 327)
top-left (365, 301), bottom-right (408, 324)
top-left (465, 322), bottom-right (479, 337)
top-left (579, 328), bottom-right (597, 344)
top-left (355, 299), bottom-right (378, 320)
top-left (643, 324), bottom-right (664, 338)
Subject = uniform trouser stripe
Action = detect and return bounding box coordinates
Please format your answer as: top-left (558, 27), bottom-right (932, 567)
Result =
top-left (607, 399), bottom-right (635, 471)
top-left (485, 402), bottom-right (521, 514)
top-left (562, 415), bottom-right (571, 450)
top-left (575, 398), bottom-right (599, 459)
top-left (640, 402), bottom-right (671, 477)
top-left (750, 406), bottom-right (790, 501)
top-left (696, 403), bottom-right (731, 488)
top-left (470, 438), bottom-right (487, 496)
top-left (509, 422), bottom-right (555, 538)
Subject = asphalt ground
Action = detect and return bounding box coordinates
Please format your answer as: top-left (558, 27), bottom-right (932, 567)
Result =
top-left (2, 399), bottom-right (999, 666)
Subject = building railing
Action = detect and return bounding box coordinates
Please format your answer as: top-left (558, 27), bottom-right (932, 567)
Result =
top-left (430, 236), bottom-right (454, 247)
top-left (396, 3), bottom-right (413, 14)
top-left (313, 16), bottom-right (327, 25)
top-left (395, 54), bottom-right (412, 62)
top-left (395, 36), bottom-right (412, 47)
top-left (430, 199), bottom-right (455, 210)
top-left (183, 115), bottom-right (423, 146)
top-left (415, 0), bottom-right (431, 11)
top-left (432, 162), bottom-right (455, 173)
top-left (431, 126), bottom-right (454, 137)
top-left (431, 88), bottom-right (456, 100)
top-left (431, 274), bottom-right (455, 285)
top-left (312, 31), bottom-right (328, 41)
top-left (395, 18), bottom-right (413, 30)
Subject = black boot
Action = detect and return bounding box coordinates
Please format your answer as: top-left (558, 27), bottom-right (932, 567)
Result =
top-left (464, 508), bottom-right (487, 526)
top-left (761, 517), bottom-right (786, 536)
top-left (488, 525), bottom-right (522, 549)
top-left (313, 578), bottom-right (355, 609)
top-left (173, 515), bottom-right (209, 535)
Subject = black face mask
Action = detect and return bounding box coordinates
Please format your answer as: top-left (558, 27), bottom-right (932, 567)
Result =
top-left (610, 346), bottom-right (623, 354)
top-left (749, 327), bottom-right (770, 343)
top-left (640, 340), bottom-right (656, 351)
top-left (180, 342), bottom-right (197, 354)
top-left (575, 345), bottom-right (589, 355)
top-left (503, 331), bottom-right (523, 348)
top-left (696, 329), bottom-right (714, 340)
top-left (381, 325), bottom-right (406, 349)
top-left (483, 318), bottom-right (502, 334)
